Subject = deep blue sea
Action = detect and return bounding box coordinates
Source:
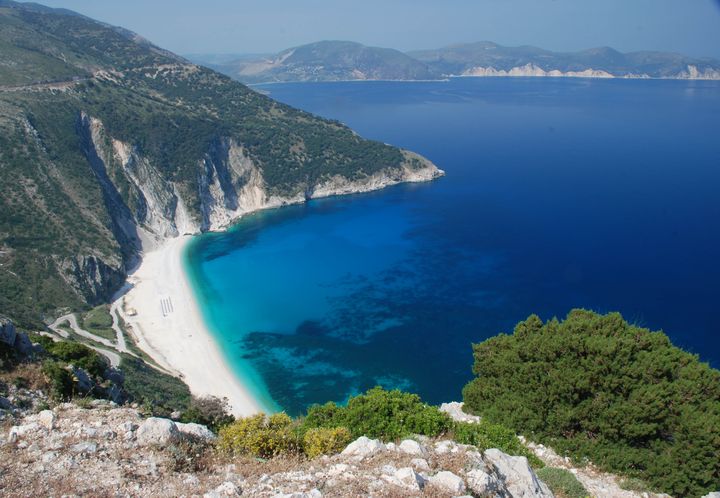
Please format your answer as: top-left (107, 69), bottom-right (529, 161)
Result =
top-left (185, 77), bottom-right (720, 415)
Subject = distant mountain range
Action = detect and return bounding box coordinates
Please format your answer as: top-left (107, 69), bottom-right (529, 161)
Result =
top-left (190, 40), bottom-right (720, 83)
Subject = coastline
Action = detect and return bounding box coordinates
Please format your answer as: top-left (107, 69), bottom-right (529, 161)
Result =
top-left (117, 235), bottom-right (269, 416)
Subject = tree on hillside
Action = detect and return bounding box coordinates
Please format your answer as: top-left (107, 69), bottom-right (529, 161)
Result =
top-left (463, 309), bottom-right (720, 497)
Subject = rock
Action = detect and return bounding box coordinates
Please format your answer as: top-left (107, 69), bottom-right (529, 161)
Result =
top-left (176, 422), bottom-right (216, 441)
top-left (434, 440), bottom-right (459, 454)
top-left (37, 410), bottom-right (56, 430)
top-left (341, 436), bottom-right (386, 458)
top-left (0, 316), bottom-right (17, 346)
top-left (71, 441), bottom-right (98, 454)
top-left (410, 458), bottom-right (430, 472)
top-left (428, 471), bottom-right (466, 494)
top-left (702, 493), bottom-right (720, 498)
top-left (0, 397), bottom-right (12, 410)
top-left (399, 439), bottom-right (427, 456)
top-left (439, 401), bottom-right (482, 424)
top-left (136, 417), bottom-right (180, 446)
top-left (380, 464), bottom-right (397, 475)
top-left (170, 410), bottom-right (183, 420)
top-left (204, 481), bottom-right (241, 497)
top-left (8, 422), bottom-right (41, 442)
top-left (394, 467), bottom-right (426, 491)
top-left (272, 491), bottom-right (322, 498)
top-left (484, 448), bottom-right (553, 497)
top-left (68, 366), bottom-right (94, 393)
top-left (385, 442), bottom-right (397, 451)
top-left (466, 468), bottom-right (504, 497)
top-left (13, 332), bottom-right (34, 356)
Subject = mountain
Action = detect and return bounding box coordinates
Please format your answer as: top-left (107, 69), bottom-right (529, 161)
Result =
top-left (0, 2), bottom-right (442, 326)
top-left (203, 40), bottom-right (440, 83)
top-left (409, 41), bottom-right (720, 79)
top-left (196, 40), bottom-right (720, 83)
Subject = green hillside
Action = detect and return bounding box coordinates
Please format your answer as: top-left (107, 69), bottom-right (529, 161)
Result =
top-left (0, 2), bottom-right (438, 327)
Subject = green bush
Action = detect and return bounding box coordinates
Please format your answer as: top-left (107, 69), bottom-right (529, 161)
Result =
top-left (452, 421), bottom-right (544, 468)
top-left (119, 356), bottom-right (191, 415)
top-left (303, 387), bottom-right (452, 441)
top-left (535, 467), bottom-right (588, 498)
top-left (462, 309), bottom-right (720, 497)
top-left (218, 413), bottom-right (300, 458)
top-left (180, 395), bottom-right (235, 432)
top-left (46, 341), bottom-right (106, 378)
top-left (303, 427), bottom-right (352, 459)
top-left (41, 360), bottom-right (75, 400)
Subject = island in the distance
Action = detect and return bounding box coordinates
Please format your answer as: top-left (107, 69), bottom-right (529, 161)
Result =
top-left (188, 40), bottom-right (720, 83)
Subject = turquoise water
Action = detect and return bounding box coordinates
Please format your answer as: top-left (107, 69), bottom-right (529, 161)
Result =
top-left (185, 77), bottom-right (720, 415)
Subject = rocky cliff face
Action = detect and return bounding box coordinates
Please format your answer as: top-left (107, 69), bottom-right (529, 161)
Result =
top-left (0, 403), bottom-right (552, 498)
top-left (79, 111), bottom-right (443, 259)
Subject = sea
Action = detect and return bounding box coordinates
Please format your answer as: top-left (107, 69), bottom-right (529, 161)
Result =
top-left (184, 77), bottom-right (720, 415)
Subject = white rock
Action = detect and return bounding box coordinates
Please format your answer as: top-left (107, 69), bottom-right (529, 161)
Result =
top-left (136, 417), bottom-right (180, 446)
top-left (439, 401), bottom-right (482, 424)
top-left (326, 463), bottom-right (349, 476)
top-left (8, 422), bottom-right (41, 442)
top-left (410, 458), bottom-right (430, 471)
top-left (466, 468), bottom-right (504, 496)
top-left (394, 467), bottom-right (426, 491)
top-left (183, 474), bottom-right (200, 486)
top-left (399, 439), bottom-right (427, 456)
top-left (71, 441), bottom-right (97, 454)
top-left (381, 464), bottom-right (397, 475)
top-left (484, 448), bottom-right (553, 497)
top-left (701, 493), bottom-right (720, 498)
top-left (176, 422), bottom-right (216, 441)
top-left (341, 436), bottom-right (386, 458)
top-left (204, 481), bottom-right (241, 497)
top-left (37, 410), bottom-right (56, 430)
top-left (272, 491), bottom-right (321, 498)
top-left (434, 440), bottom-right (459, 454)
top-left (385, 442), bottom-right (397, 451)
top-left (429, 471), bottom-right (466, 494)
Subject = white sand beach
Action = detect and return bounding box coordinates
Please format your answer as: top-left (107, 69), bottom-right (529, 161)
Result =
top-left (117, 236), bottom-right (264, 416)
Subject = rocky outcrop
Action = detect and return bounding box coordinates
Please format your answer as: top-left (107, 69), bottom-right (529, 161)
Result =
top-left (461, 63), bottom-right (615, 79)
top-left (0, 316), bottom-right (35, 356)
top-left (440, 401), bottom-right (481, 423)
top-left (1, 403), bottom-right (556, 497)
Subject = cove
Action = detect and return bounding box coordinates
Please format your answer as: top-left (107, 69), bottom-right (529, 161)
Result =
top-left (185, 77), bottom-right (720, 415)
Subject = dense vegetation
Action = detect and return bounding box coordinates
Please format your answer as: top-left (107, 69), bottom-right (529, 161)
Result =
top-left (462, 309), bottom-right (720, 497)
top-left (0, 1), bottom-right (427, 326)
top-left (217, 387), bottom-right (538, 464)
top-left (534, 467), bottom-right (588, 498)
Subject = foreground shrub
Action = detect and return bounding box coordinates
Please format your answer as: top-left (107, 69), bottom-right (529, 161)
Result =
top-left (303, 427), bottom-right (352, 459)
top-left (535, 467), bottom-right (588, 498)
top-left (452, 421), bottom-right (543, 468)
top-left (46, 341), bottom-right (106, 378)
top-left (218, 413), bottom-right (299, 458)
top-left (41, 360), bottom-right (75, 400)
top-left (303, 387), bottom-right (452, 440)
top-left (462, 309), bottom-right (720, 497)
top-left (180, 395), bottom-right (234, 431)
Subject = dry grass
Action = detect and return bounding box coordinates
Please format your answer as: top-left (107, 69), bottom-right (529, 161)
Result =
top-left (0, 361), bottom-right (49, 391)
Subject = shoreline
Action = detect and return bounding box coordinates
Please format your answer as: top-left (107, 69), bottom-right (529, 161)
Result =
top-left (117, 235), bottom-right (268, 416)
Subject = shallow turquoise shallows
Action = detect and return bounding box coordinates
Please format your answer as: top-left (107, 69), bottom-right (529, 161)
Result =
top-left (185, 77), bottom-right (720, 415)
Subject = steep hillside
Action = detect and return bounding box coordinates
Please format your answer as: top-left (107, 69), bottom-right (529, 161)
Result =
top-left (410, 41), bottom-right (720, 79)
top-left (204, 40), bottom-right (441, 83)
top-left (0, 3), bottom-right (442, 327)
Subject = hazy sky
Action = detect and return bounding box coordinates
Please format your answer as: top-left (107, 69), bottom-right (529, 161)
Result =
top-left (35, 0), bottom-right (720, 58)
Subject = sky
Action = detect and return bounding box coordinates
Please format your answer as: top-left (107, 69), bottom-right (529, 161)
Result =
top-left (34, 0), bottom-right (720, 58)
